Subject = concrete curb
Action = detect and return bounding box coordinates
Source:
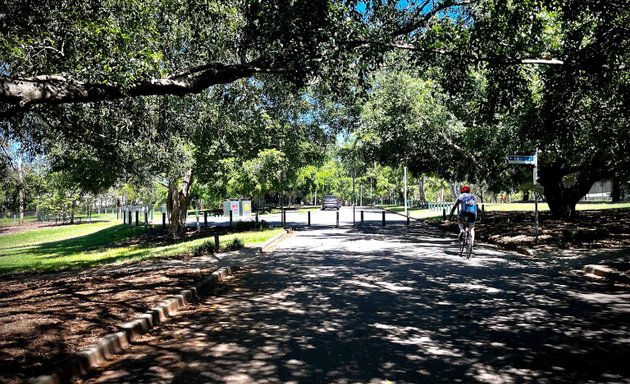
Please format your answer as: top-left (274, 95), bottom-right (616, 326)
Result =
top-left (583, 264), bottom-right (630, 284)
top-left (256, 229), bottom-right (292, 253)
top-left (29, 266), bottom-right (236, 384)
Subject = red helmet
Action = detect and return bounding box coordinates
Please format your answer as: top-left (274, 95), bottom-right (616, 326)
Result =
top-left (460, 185), bottom-right (471, 193)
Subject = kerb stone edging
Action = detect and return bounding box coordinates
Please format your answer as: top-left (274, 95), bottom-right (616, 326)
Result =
top-left (256, 228), bottom-right (291, 253)
top-left (29, 266), bottom-right (236, 384)
top-left (583, 264), bottom-right (630, 284)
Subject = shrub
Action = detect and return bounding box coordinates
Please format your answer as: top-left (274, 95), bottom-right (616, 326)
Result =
top-left (224, 237), bottom-right (244, 252)
top-left (232, 220), bottom-right (270, 231)
top-left (194, 241), bottom-right (218, 256)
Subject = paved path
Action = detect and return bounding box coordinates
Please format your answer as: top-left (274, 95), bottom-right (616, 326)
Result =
top-left (79, 224), bottom-right (630, 384)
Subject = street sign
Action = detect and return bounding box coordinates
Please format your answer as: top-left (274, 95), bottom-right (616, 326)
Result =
top-left (507, 155), bottom-right (536, 165)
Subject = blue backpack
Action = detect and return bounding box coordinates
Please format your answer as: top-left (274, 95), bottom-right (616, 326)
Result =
top-left (460, 193), bottom-right (478, 214)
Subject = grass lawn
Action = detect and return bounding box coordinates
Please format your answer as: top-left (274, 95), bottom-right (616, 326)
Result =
top-left (0, 221), bottom-right (285, 275)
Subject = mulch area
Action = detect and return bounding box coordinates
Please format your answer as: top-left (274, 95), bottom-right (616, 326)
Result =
top-left (1, 209), bottom-right (630, 383)
top-left (0, 224), bottom-right (245, 384)
top-left (436, 208), bottom-right (630, 253)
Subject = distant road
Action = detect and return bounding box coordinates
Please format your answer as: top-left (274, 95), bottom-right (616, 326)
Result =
top-left (184, 206), bottom-right (414, 228)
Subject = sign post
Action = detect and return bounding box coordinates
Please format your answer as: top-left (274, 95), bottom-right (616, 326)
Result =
top-left (507, 150), bottom-right (540, 239)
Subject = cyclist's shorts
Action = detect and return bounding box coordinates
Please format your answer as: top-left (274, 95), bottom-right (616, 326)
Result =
top-left (459, 211), bottom-right (477, 225)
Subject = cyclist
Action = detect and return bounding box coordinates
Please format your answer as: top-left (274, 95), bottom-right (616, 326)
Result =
top-left (449, 185), bottom-right (478, 246)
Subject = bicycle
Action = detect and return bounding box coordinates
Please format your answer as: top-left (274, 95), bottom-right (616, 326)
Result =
top-left (459, 224), bottom-right (473, 259)
top-left (450, 215), bottom-right (474, 258)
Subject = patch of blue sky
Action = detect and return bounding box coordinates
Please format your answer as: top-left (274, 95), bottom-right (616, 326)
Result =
top-left (353, 0), bottom-right (466, 21)
top-left (0, 62), bottom-right (9, 76)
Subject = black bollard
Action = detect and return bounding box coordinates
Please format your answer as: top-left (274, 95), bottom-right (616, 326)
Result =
top-left (135, 211), bottom-right (139, 226)
top-left (128, 211), bottom-right (132, 225)
top-left (229, 210), bottom-right (233, 226)
top-left (361, 211), bottom-right (364, 226)
top-left (214, 234), bottom-right (220, 250)
top-left (162, 213), bottom-right (166, 229)
top-left (307, 211), bottom-right (311, 227)
top-left (336, 211), bottom-right (339, 228)
top-left (204, 211), bottom-right (208, 226)
top-left (443, 208), bottom-right (446, 221)
top-left (256, 211), bottom-right (259, 223)
top-left (382, 211), bottom-right (386, 226)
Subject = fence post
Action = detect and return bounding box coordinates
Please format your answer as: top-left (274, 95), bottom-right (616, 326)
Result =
top-left (443, 208), bottom-right (447, 220)
top-left (162, 212), bottom-right (166, 229)
top-left (128, 211), bottom-right (132, 225)
top-left (135, 210), bottom-right (139, 226)
top-left (123, 210), bottom-right (127, 224)
top-left (204, 211), bottom-right (208, 226)
top-left (229, 210), bottom-right (233, 226)
top-left (256, 211), bottom-right (259, 223)
top-left (336, 211), bottom-right (339, 228)
top-left (214, 234), bottom-right (220, 250)
top-left (307, 211), bottom-right (311, 227)
top-left (144, 210), bottom-right (148, 226)
top-left (382, 211), bottom-right (386, 226)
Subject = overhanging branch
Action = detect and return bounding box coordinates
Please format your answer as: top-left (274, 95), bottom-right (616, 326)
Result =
top-left (344, 40), bottom-right (629, 72)
top-left (0, 59), bottom-right (279, 107)
top-left (437, 130), bottom-right (488, 174)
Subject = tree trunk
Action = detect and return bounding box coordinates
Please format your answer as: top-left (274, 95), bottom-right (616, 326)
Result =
top-left (17, 158), bottom-right (25, 224)
top-left (418, 177), bottom-right (426, 205)
top-left (70, 200), bottom-right (75, 224)
top-left (166, 169), bottom-right (193, 238)
top-left (612, 178), bottom-right (621, 203)
top-left (538, 164), bottom-right (594, 220)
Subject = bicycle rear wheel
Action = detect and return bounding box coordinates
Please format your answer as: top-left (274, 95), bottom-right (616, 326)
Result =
top-left (465, 235), bottom-right (473, 258)
top-left (459, 235), bottom-right (466, 257)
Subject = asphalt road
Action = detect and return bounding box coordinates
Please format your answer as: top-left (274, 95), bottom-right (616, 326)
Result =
top-left (79, 224), bottom-right (630, 384)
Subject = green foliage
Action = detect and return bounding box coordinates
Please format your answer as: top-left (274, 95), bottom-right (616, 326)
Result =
top-left (231, 219), bottom-right (271, 232)
top-left (193, 240), bottom-right (218, 257)
top-left (359, 70), bottom-right (464, 180)
top-left (223, 237), bottom-right (244, 252)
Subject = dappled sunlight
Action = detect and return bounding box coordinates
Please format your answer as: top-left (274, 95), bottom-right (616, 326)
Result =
top-left (75, 225), bottom-right (629, 384)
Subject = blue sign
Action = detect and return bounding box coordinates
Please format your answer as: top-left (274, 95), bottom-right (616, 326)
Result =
top-left (507, 155), bottom-right (536, 165)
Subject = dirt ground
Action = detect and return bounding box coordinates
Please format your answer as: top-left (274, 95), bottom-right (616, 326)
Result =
top-left (440, 208), bottom-right (630, 252)
top-left (1, 209), bottom-right (630, 383)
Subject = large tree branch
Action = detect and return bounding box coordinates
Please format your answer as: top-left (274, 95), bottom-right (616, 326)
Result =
top-left (436, 130), bottom-right (488, 174)
top-left (0, 59), bottom-right (279, 107)
top-left (344, 40), bottom-right (629, 72)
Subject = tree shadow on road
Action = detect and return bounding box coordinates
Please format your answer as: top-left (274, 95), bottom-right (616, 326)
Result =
top-left (77, 225), bottom-right (630, 384)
